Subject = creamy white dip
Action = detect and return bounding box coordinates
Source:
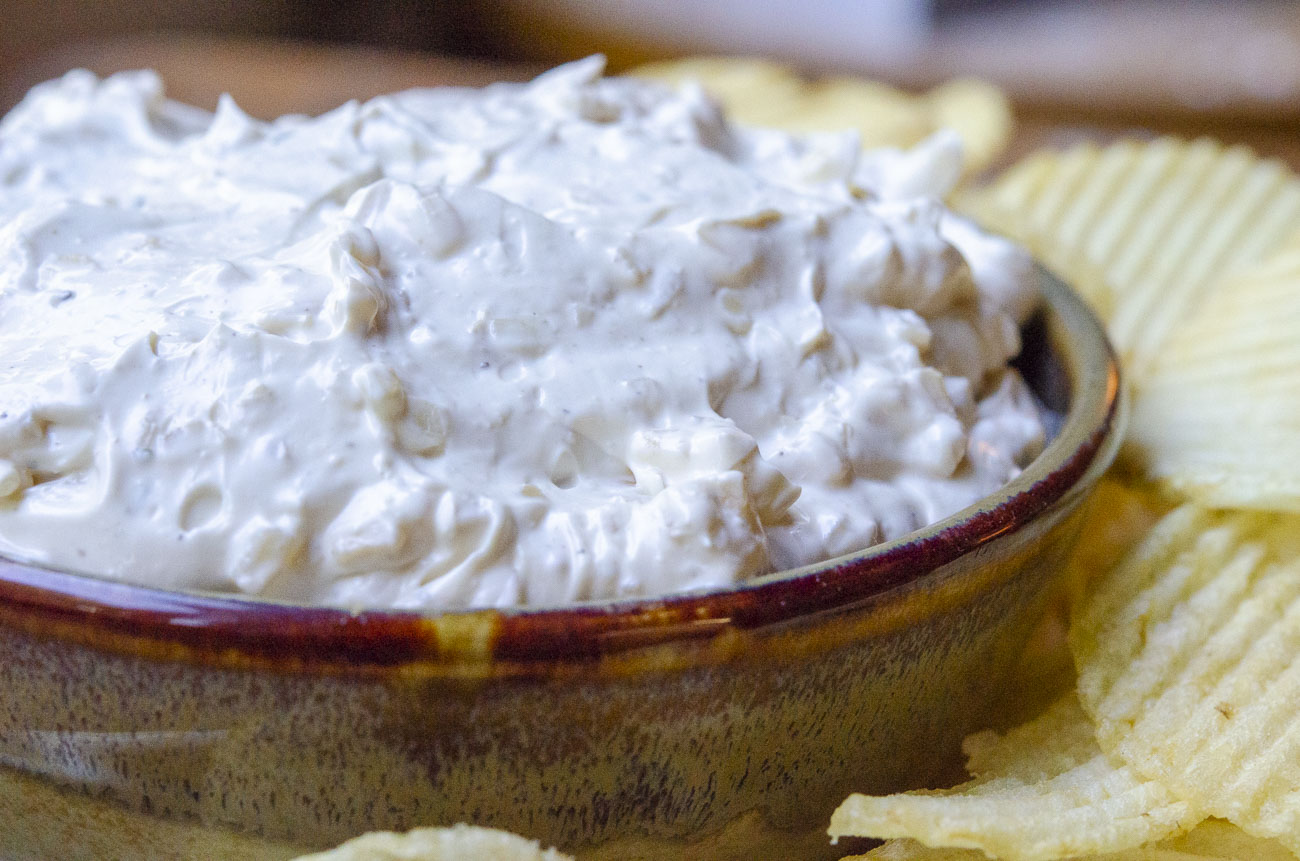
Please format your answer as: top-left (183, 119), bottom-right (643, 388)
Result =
top-left (0, 57), bottom-right (1043, 610)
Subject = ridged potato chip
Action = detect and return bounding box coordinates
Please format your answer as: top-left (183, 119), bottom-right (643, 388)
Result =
top-left (852, 818), bottom-right (1295, 860)
top-left (1127, 245), bottom-right (1300, 510)
top-left (629, 58), bottom-right (1012, 178)
top-left (960, 137), bottom-right (1300, 378)
top-left (1072, 505), bottom-right (1300, 852)
top-left (828, 695), bottom-right (1199, 861)
top-left (294, 823), bottom-right (573, 861)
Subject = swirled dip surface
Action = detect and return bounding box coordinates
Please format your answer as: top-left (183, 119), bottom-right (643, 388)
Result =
top-left (0, 58), bottom-right (1043, 609)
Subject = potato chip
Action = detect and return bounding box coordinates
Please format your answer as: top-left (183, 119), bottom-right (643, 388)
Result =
top-left (1126, 245), bottom-right (1300, 510)
top-left (1072, 504), bottom-right (1300, 852)
top-left (293, 823), bottom-right (573, 861)
top-left (828, 694), bottom-right (1199, 861)
top-left (924, 79), bottom-right (1013, 177)
top-left (851, 818), bottom-right (1295, 860)
top-left (958, 694), bottom-right (1099, 783)
top-left (960, 137), bottom-right (1300, 378)
top-left (628, 58), bottom-right (1012, 178)
top-left (765, 75), bottom-right (937, 151)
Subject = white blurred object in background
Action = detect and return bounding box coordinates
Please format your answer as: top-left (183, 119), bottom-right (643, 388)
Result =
top-left (543, 0), bottom-right (933, 65)
top-left (535, 0), bottom-right (1300, 118)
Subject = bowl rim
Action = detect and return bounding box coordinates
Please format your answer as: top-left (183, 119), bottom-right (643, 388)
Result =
top-left (0, 265), bottom-right (1122, 672)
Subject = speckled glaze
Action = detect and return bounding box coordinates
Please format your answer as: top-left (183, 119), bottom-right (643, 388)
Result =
top-left (0, 266), bottom-right (1120, 859)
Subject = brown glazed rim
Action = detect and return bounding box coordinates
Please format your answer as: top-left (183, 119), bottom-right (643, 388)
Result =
top-left (0, 265), bottom-right (1122, 675)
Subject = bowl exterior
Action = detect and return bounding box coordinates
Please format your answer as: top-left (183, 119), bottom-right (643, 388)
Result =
top-left (0, 490), bottom-right (1090, 857)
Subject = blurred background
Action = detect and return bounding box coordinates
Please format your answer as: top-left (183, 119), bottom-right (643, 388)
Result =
top-left (3, 0), bottom-right (1300, 161)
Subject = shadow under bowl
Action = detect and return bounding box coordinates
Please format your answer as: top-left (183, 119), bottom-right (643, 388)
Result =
top-left (0, 265), bottom-right (1122, 858)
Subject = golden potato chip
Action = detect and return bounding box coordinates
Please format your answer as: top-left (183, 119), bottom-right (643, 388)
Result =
top-left (766, 75), bottom-right (936, 151)
top-left (851, 818), bottom-right (1294, 860)
top-left (293, 823), bottom-right (573, 861)
top-left (628, 57), bottom-right (1012, 178)
top-left (1126, 246), bottom-right (1300, 510)
top-left (960, 137), bottom-right (1300, 378)
top-left (924, 79), bottom-right (1014, 177)
top-left (828, 695), bottom-right (1199, 861)
top-left (959, 694), bottom-right (1098, 783)
top-left (1072, 505), bottom-right (1300, 853)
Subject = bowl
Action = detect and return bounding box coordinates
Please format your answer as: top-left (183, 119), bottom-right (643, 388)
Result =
top-left (0, 265), bottom-right (1122, 859)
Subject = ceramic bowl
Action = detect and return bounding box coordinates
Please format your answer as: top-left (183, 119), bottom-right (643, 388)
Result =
top-left (0, 266), bottom-right (1122, 859)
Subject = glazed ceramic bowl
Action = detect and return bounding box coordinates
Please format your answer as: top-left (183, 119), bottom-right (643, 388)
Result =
top-left (0, 265), bottom-right (1121, 859)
